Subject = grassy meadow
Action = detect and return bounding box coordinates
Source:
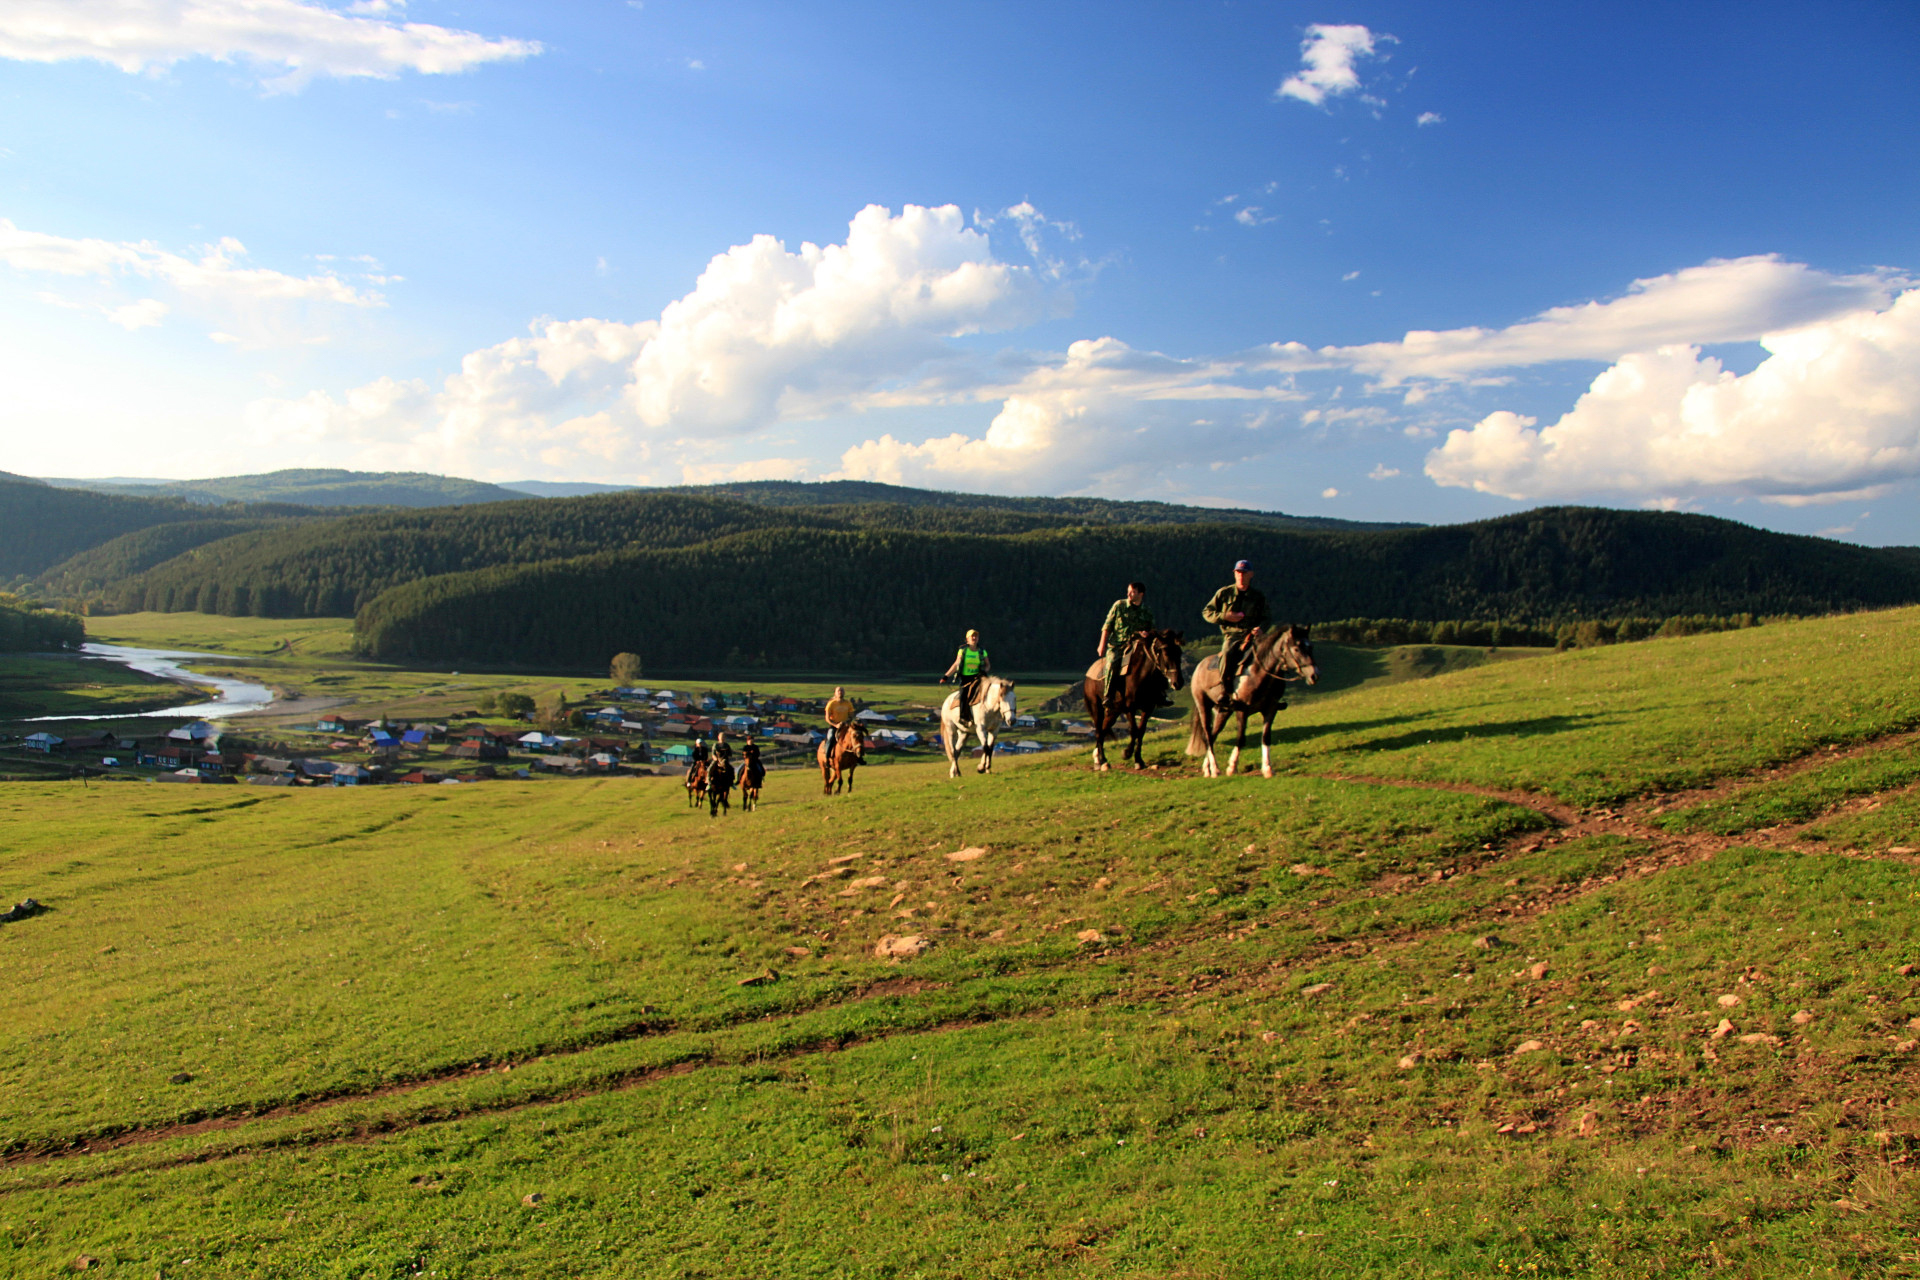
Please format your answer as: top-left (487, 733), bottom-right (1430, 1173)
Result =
top-left (2, 608), bottom-right (1918, 1275)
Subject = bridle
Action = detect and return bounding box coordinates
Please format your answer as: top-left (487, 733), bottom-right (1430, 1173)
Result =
top-left (1129, 631), bottom-right (1183, 691)
top-left (1236, 626), bottom-right (1315, 698)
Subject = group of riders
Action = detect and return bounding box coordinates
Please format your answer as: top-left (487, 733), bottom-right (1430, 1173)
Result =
top-left (684, 556), bottom-right (1305, 813)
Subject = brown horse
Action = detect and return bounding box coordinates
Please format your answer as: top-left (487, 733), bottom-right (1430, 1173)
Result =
top-left (704, 755), bottom-right (736, 817)
top-left (817, 721), bottom-right (868, 795)
top-left (684, 756), bottom-right (708, 807)
top-left (740, 744), bottom-right (766, 812)
top-left (1185, 624), bottom-right (1317, 777)
top-left (1081, 629), bottom-right (1184, 771)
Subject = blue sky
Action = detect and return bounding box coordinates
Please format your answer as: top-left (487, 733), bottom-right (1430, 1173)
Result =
top-left (2, 0), bottom-right (1917, 541)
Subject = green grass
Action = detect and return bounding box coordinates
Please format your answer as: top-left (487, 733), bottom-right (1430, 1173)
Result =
top-left (1653, 739), bottom-right (1920, 836)
top-left (0, 652), bottom-right (200, 719)
top-left (83, 613), bottom-right (361, 660)
top-left (5, 608), bottom-right (1920, 1275)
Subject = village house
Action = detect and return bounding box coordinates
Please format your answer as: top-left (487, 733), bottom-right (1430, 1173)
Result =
top-left (23, 732), bottom-right (63, 753)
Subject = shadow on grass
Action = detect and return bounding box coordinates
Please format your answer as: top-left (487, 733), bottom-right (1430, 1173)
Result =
top-left (1319, 712), bottom-right (1613, 754)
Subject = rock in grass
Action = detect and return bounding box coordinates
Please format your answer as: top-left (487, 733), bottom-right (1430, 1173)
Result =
top-left (736, 969), bottom-right (779, 987)
top-left (1738, 1032), bottom-right (1781, 1046)
top-left (1716, 994), bottom-right (1741, 1008)
top-left (1711, 1018), bottom-right (1736, 1040)
top-left (783, 946), bottom-right (812, 959)
top-left (1513, 1040), bottom-right (1546, 1054)
top-left (1473, 934), bottom-right (1499, 950)
top-left (1527, 961), bottom-right (1551, 980)
top-left (1397, 1052), bottom-right (1422, 1069)
top-left (168, 1072), bottom-right (193, 1085)
top-left (945, 846), bottom-right (989, 863)
top-left (1791, 1010), bottom-right (1815, 1025)
top-left (71, 1256), bottom-right (97, 1271)
top-left (1577, 1112), bottom-right (1600, 1138)
top-left (522, 1192), bottom-right (544, 1207)
top-left (1899, 963), bottom-right (1917, 976)
top-left (1074, 928), bottom-right (1106, 945)
top-left (874, 934), bottom-right (931, 959)
top-left (1300, 982), bottom-right (1334, 998)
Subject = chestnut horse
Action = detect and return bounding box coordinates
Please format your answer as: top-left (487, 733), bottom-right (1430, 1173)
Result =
top-left (817, 721), bottom-right (868, 795)
top-left (1185, 624), bottom-right (1318, 777)
top-left (740, 744), bottom-right (766, 811)
top-left (1081, 629), bottom-right (1184, 771)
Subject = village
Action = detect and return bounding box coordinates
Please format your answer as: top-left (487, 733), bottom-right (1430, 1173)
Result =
top-left (8, 682), bottom-right (1094, 785)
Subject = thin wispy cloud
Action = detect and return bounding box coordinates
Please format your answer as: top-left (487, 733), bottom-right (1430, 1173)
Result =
top-left (0, 0), bottom-right (540, 91)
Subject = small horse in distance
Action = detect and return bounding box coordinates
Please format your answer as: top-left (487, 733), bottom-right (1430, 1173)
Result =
top-left (704, 754), bottom-right (736, 817)
top-left (1185, 624), bottom-right (1318, 778)
top-left (740, 742), bottom-right (766, 812)
top-left (941, 675), bottom-right (1017, 779)
top-left (1081, 629), bottom-right (1184, 771)
top-left (817, 721), bottom-right (868, 795)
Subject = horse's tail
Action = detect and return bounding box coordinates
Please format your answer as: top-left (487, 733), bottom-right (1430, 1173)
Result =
top-left (1184, 699), bottom-right (1210, 757)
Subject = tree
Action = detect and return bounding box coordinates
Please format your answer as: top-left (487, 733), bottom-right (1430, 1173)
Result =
top-left (497, 692), bottom-right (535, 718)
top-left (610, 651), bottom-right (644, 684)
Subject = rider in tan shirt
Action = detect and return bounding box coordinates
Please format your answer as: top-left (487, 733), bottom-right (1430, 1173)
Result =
top-left (823, 686), bottom-right (856, 748)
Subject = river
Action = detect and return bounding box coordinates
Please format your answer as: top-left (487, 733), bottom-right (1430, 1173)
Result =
top-left (31, 644), bottom-right (278, 721)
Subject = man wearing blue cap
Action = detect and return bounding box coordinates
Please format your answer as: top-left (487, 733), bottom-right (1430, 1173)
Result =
top-left (1202, 559), bottom-right (1270, 700)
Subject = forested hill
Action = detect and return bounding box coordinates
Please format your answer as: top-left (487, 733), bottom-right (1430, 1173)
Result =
top-left (650, 479), bottom-right (1421, 531)
top-left (101, 492), bottom-right (1312, 616)
top-left (0, 477), bottom-right (315, 582)
top-left (353, 508), bottom-right (1920, 670)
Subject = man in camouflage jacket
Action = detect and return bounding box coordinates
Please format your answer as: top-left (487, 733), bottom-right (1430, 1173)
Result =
top-left (1096, 581), bottom-right (1154, 714)
top-left (1201, 559), bottom-right (1270, 700)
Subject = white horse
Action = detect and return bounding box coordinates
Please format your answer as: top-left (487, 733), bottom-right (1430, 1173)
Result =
top-left (941, 676), bottom-right (1017, 779)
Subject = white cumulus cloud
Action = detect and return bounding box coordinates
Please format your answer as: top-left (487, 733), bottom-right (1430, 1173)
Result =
top-left (1277, 24), bottom-right (1387, 107)
top-left (1424, 289), bottom-right (1920, 505)
top-left (627, 203), bottom-right (1043, 432)
top-left (0, 0), bottom-right (539, 90)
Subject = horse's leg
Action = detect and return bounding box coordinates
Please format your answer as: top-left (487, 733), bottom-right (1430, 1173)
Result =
top-left (1199, 692), bottom-right (1222, 777)
top-left (1260, 707), bottom-right (1275, 778)
top-left (1126, 708), bottom-right (1145, 767)
top-left (979, 724), bottom-right (995, 774)
top-left (1226, 710), bottom-right (1249, 776)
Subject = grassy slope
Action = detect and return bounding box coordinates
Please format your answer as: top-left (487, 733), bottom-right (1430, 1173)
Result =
top-left (2, 611), bottom-right (1919, 1275)
top-left (0, 654), bottom-right (199, 719)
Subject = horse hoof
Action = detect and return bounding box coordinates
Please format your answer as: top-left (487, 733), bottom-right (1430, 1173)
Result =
top-left (1261, 766), bottom-right (1273, 778)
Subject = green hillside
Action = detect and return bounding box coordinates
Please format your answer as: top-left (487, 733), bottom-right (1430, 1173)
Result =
top-left (353, 507), bottom-right (1920, 668)
top-left (4, 610), bottom-right (1920, 1274)
top-left (31, 518), bottom-right (288, 599)
top-left (0, 476), bottom-right (249, 582)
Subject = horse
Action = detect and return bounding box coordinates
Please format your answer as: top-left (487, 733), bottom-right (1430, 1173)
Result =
top-left (704, 755), bottom-right (736, 817)
top-left (1081, 629), bottom-right (1184, 771)
top-left (1185, 624), bottom-right (1318, 778)
top-left (940, 675), bottom-right (1017, 779)
top-left (740, 745), bottom-right (766, 812)
top-left (684, 756), bottom-right (708, 807)
top-left (817, 721), bottom-right (868, 795)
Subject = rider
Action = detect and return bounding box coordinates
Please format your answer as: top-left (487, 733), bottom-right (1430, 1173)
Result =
top-left (1096, 582), bottom-right (1154, 716)
top-left (823, 685), bottom-right (856, 753)
top-left (942, 629), bottom-right (991, 716)
top-left (741, 736), bottom-right (763, 779)
top-left (690, 735), bottom-right (710, 767)
top-left (1202, 559), bottom-right (1270, 702)
top-left (712, 732), bottom-right (733, 766)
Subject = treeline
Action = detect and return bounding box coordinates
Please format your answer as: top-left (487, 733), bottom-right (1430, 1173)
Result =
top-left (102, 495), bottom-right (1283, 617)
top-left (1315, 613), bottom-right (1795, 649)
top-left (351, 509), bottom-right (1920, 670)
top-left (0, 594), bottom-right (83, 651)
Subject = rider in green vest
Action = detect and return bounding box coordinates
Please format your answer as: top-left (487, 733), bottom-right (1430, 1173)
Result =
top-left (942, 630), bottom-right (991, 713)
top-left (1202, 559), bottom-right (1270, 701)
top-left (1097, 582), bottom-right (1155, 715)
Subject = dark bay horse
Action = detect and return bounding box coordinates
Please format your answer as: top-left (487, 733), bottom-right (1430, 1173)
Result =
top-left (684, 756), bottom-right (708, 807)
top-left (1081, 629), bottom-right (1184, 771)
top-left (704, 755), bottom-right (736, 817)
top-left (817, 722), bottom-right (868, 795)
top-left (1185, 624), bottom-right (1317, 777)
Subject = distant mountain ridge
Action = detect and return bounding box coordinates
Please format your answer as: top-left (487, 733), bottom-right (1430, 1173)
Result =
top-left (40, 468), bottom-right (522, 509)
